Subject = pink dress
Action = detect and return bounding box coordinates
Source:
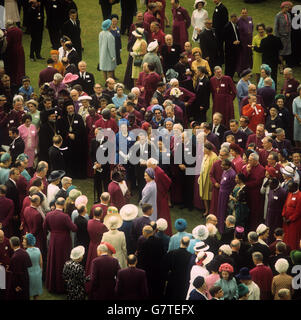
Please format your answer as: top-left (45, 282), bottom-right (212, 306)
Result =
top-left (18, 124), bottom-right (38, 167)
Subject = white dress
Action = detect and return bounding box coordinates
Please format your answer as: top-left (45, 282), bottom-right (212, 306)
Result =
top-left (191, 8), bottom-right (208, 41)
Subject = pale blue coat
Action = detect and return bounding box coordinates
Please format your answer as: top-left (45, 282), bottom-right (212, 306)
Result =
top-left (99, 30), bottom-right (116, 71)
top-left (140, 180), bottom-right (157, 221)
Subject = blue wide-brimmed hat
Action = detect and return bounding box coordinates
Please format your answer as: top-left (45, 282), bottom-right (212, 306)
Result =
top-left (151, 104), bottom-right (164, 113)
top-left (0, 152), bottom-right (11, 163)
top-left (16, 153), bottom-right (29, 162)
top-left (236, 267), bottom-right (251, 280)
top-left (102, 19), bottom-right (112, 31)
top-left (25, 233), bottom-right (36, 246)
top-left (175, 218), bottom-right (187, 232)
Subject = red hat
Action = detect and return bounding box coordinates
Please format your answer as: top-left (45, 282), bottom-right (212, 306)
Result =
top-left (141, 121), bottom-right (151, 131)
top-left (229, 143), bottom-right (242, 154)
top-left (219, 263), bottom-right (234, 273)
top-left (265, 166), bottom-right (277, 178)
top-left (280, 1), bottom-right (292, 8)
top-left (100, 241), bottom-right (116, 254)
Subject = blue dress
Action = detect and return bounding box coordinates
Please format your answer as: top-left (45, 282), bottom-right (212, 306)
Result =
top-left (26, 247), bottom-right (43, 297)
top-left (293, 96), bottom-right (301, 141)
top-left (236, 79), bottom-right (250, 113)
top-left (140, 180), bottom-right (157, 221)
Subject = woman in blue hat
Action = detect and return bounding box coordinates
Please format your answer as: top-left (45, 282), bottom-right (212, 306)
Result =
top-left (98, 19), bottom-right (116, 80)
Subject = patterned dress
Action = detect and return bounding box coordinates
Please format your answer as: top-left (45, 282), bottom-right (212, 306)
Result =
top-left (62, 260), bottom-right (89, 300)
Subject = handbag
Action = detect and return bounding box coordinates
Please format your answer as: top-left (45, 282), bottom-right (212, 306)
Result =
top-left (133, 55), bottom-right (143, 67)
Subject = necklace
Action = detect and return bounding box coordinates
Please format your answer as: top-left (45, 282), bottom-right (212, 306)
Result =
top-left (67, 114), bottom-right (75, 132)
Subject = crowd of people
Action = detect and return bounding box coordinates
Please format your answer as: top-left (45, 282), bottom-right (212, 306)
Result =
top-left (0, 0), bottom-right (301, 301)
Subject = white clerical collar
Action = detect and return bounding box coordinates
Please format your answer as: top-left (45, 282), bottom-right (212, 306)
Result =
top-left (9, 178), bottom-right (16, 186)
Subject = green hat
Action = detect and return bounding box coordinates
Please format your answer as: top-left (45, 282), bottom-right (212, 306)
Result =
top-left (238, 283), bottom-right (249, 298)
top-left (106, 104), bottom-right (116, 110)
top-left (68, 189), bottom-right (82, 201)
top-left (16, 153), bottom-right (29, 161)
top-left (0, 152), bottom-right (11, 163)
top-left (290, 250), bottom-right (301, 265)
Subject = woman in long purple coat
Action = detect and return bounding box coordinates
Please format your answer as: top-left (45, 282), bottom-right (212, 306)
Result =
top-left (5, 22), bottom-right (25, 87)
top-left (43, 203), bottom-right (77, 293)
top-left (216, 159), bottom-right (236, 233)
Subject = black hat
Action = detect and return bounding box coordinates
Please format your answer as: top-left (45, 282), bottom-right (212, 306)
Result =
top-left (193, 276), bottom-right (205, 289)
top-left (240, 68), bottom-right (252, 78)
top-left (46, 108), bottom-right (57, 117)
top-left (48, 170), bottom-right (66, 182)
top-left (64, 100), bottom-right (74, 108)
top-left (102, 108), bottom-right (111, 120)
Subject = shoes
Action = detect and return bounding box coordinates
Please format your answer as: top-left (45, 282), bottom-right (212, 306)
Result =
top-left (30, 57), bottom-right (36, 62)
top-left (36, 56), bottom-right (45, 60)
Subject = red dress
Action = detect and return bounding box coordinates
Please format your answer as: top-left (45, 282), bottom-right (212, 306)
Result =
top-left (154, 166), bottom-right (172, 236)
top-left (6, 27), bottom-right (25, 86)
top-left (210, 76), bottom-right (236, 128)
top-left (242, 104), bottom-right (265, 133)
top-left (282, 191), bottom-right (301, 250)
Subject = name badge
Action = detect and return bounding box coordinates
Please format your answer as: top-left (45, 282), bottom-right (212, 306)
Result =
top-left (187, 152), bottom-right (191, 155)
top-left (238, 139), bottom-right (242, 142)
top-left (274, 196), bottom-right (278, 200)
top-left (216, 132), bottom-right (220, 136)
top-left (199, 82), bottom-right (203, 86)
top-left (53, 4), bottom-right (57, 8)
top-left (279, 113), bottom-right (283, 116)
top-left (92, 125), bottom-right (95, 128)
top-left (288, 84), bottom-right (292, 88)
top-left (292, 197), bottom-right (296, 201)
top-left (86, 75), bottom-right (90, 78)
top-left (215, 9), bottom-right (218, 12)
top-left (34, 115), bottom-right (39, 119)
top-left (259, 109), bottom-right (261, 112)
top-left (249, 21), bottom-right (252, 24)
top-left (167, 153), bottom-right (171, 157)
top-left (144, 150), bottom-right (148, 154)
top-left (55, 111), bottom-right (58, 114)
top-left (12, 145), bottom-right (15, 149)
top-left (185, 147), bottom-right (189, 151)
top-left (221, 84), bottom-right (225, 87)
top-left (127, 137), bottom-right (132, 141)
top-left (188, 58), bottom-right (191, 61)
top-left (107, 128), bottom-right (111, 131)
top-left (31, 131), bottom-right (35, 134)
top-left (177, 11), bottom-right (181, 15)
top-left (10, 120), bottom-right (14, 123)
top-left (171, 48), bottom-right (175, 52)
top-left (224, 177), bottom-right (227, 180)
top-left (151, 137), bottom-right (155, 141)
top-left (74, 120), bottom-right (78, 124)
top-left (272, 125), bottom-right (276, 128)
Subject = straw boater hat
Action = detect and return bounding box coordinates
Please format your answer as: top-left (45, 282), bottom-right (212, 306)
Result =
top-left (70, 246), bottom-right (85, 261)
top-left (132, 27), bottom-right (144, 38)
top-left (280, 165), bottom-right (295, 177)
top-left (120, 204), bottom-right (138, 221)
top-left (193, 241), bottom-right (209, 252)
top-left (195, 251), bottom-right (214, 265)
top-left (78, 95), bottom-right (92, 101)
top-left (194, 0), bottom-right (207, 8)
top-left (104, 212), bottom-right (123, 230)
top-left (26, 99), bottom-right (38, 108)
top-left (192, 225), bottom-right (209, 241)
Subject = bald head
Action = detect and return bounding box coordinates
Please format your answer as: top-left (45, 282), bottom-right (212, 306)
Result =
top-left (230, 239), bottom-right (241, 251)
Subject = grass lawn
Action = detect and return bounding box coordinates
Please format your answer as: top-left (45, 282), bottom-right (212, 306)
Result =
top-left (23, 0), bottom-right (301, 300)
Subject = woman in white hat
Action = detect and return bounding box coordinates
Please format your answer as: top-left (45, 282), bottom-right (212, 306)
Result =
top-left (191, 0), bottom-right (208, 42)
top-left (62, 246), bottom-right (89, 300)
top-left (186, 250), bottom-right (214, 299)
top-left (156, 218), bottom-right (170, 252)
top-left (78, 95), bottom-right (92, 124)
top-left (130, 27), bottom-right (147, 86)
top-left (102, 213), bottom-right (127, 268)
top-left (271, 258), bottom-right (293, 300)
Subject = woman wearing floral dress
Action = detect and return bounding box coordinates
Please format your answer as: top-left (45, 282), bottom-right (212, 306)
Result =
top-left (23, 233), bottom-right (43, 300)
top-left (62, 246), bottom-right (90, 300)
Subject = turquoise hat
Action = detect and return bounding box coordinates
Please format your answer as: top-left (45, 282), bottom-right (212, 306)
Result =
top-left (238, 283), bottom-right (249, 298)
top-left (260, 64), bottom-right (271, 75)
top-left (16, 153), bottom-right (29, 161)
top-left (102, 19), bottom-right (112, 31)
top-left (0, 152), bottom-right (11, 163)
top-left (25, 233), bottom-right (36, 246)
top-left (175, 218), bottom-right (187, 232)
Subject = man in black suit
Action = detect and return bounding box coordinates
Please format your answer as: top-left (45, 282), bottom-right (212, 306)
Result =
top-left (131, 203), bottom-right (152, 250)
top-left (61, 9), bottom-right (82, 60)
top-left (253, 26), bottom-right (283, 88)
top-left (120, 0), bottom-right (136, 35)
top-left (5, 168), bottom-right (21, 236)
top-left (212, 0), bottom-right (229, 65)
top-left (62, 0), bottom-right (78, 23)
top-left (200, 122), bottom-right (220, 151)
top-left (161, 34), bottom-right (182, 73)
top-left (45, 0), bottom-right (65, 50)
top-left (223, 119), bottom-right (248, 149)
top-left (152, 82), bottom-right (166, 105)
top-left (75, 61), bottom-right (95, 95)
top-left (8, 127), bottom-right (25, 165)
top-left (246, 231), bottom-right (271, 268)
top-left (48, 134), bottom-right (66, 171)
top-left (61, 56), bottom-right (77, 75)
top-left (210, 112), bottom-right (227, 145)
top-left (173, 53), bottom-right (193, 90)
top-left (198, 19), bottom-right (220, 73)
top-left (115, 254), bottom-right (149, 299)
top-left (54, 176), bottom-right (72, 200)
top-left (223, 13), bottom-right (240, 79)
top-left (99, 0), bottom-right (114, 21)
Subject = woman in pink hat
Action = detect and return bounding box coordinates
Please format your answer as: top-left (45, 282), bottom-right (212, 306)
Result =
top-left (214, 263), bottom-right (238, 300)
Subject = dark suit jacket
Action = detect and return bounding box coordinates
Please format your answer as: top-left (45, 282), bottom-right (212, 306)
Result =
top-left (38, 67), bottom-right (58, 87)
top-left (198, 28), bottom-right (219, 60)
top-left (209, 123), bottom-right (227, 144)
top-left (64, 63), bottom-right (78, 76)
top-left (152, 90), bottom-right (165, 106)
top-left (131, 216), bottom-right (151, 248)
top-left (212, 3), bottom-right (229, 38)
top-left (220, 227), bottom-right (235, 245)
top-left (247, 242), bottom-right (271, 268)
top-left (188, 289), bottom-right (207, 300)
top-left (9, 136), bottom-right (25, 164)
top-left (75, 71), bottom-right (95, 95)
top-left (254, 34), bottom-right (283, 67)
top-left (115, 267), bottom-right (149, 300)
top-left (55, 188), bottom-right (68, 200)
top-left (66, 49), bottom-right (80, 67)
top-left (48, 145), bottom-right (66, 172)
top-left (62, 19), bottom-right (82, 54)
top-left (5, 179), bottom-right (20, 217)
top-left (161, 44), bottom-right (182, 73)
top-left (206, 132), bottom-right (220, 151)
top-left (223, 21), bottom-right (240, 50)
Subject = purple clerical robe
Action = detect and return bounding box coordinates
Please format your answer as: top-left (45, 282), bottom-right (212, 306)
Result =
top-left (210, 76), bottom-right (236, 128)
top-left (108, 181), bottom-right (129, 211)
top-left (209, 159), bottom-right (223, 215)
top-left (242, 163), bottom-right (265, 231)
top-left (236, 16), bottom-right (253, 74)
top-left (216, 168), bottom-right (236, 233)
top-left (0, 196), bottom-right (14, 237)
top-left (43, 209), bottom-right (77, 293)
top-left (172, 6), bottom-right (191, 49)
top-left (266, 186), bottom-right (287, 244)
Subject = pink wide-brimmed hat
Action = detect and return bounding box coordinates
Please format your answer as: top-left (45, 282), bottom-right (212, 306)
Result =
top-left (63, 72), bottom-right (79, 84)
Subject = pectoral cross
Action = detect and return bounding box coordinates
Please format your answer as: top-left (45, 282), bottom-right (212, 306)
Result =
top-left (216, 87), bottom-right (220, 93)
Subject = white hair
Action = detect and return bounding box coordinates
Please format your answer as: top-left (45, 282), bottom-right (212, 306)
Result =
top-left (169, 78), bottom-right (179, 86)
top-left (207, 223), bottom-right (217, 236)
top-left (249, 152), bottom-right (259, 162)
top-left (13, 95), bottom-right (24, 104)
top-left (147, 158), bottom-right (158, 166)
top-left (275, 258), bottom-right (289, 274)
top-left (219, 244), bottom-right (232, 256)
top-left (53, 73), bottom-right (63, 81)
